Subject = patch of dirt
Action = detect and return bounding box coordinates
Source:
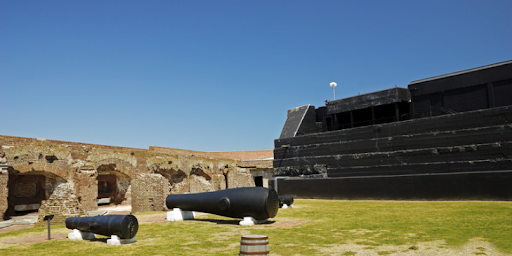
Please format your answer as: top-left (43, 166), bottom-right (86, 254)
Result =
top-left (138, 214), bottom-right (167, 223)
top-left (111, 211), bottom-right (131, 215)
top-left (0, 224), bottom-right (34, 234)
top-left (315, 238), bottom-right (509, 256)
top-left (3, 233), bottom-right (68, 244)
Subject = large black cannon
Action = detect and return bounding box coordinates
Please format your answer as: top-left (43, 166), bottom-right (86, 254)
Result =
top-left (65, 214), bottom-right (139, 239)
top-left (166, 187), bottom-right (279, 220)
top-left (278, 195), bottom-right (294, 208)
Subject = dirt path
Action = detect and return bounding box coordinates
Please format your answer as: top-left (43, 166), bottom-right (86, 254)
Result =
top-left (0, 224), bottom-right (34, 234)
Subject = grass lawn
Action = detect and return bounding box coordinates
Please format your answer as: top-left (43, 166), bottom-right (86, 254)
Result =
top-left (0, 199), bottom-right (511, 255)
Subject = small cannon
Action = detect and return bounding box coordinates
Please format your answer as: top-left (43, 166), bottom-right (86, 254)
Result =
top-left (278, 195), bottom-right (294, 208)
top-left (65, 214), bottom-right (139, 239)
top-left (166, 187), bottom-right (279, 220)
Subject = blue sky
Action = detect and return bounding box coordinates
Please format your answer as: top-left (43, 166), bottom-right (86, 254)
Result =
top-left (1, 1), bottom-right (511, 152)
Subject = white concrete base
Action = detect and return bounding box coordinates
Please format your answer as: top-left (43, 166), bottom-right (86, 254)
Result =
top-left (167, 208), bottom-right (195, 222)
top-left (107, 235), bottom-right (137, 246)
top-left (14, 203), bottom-right (40, 212)
top-left (68, 229), bottom-right (96, 241)
top-left (96, 198), bottom-right (111, 205)
top-left (281, 204), bottom-right (293, 209)
top-left (239, 217), bottom-right (267, 226)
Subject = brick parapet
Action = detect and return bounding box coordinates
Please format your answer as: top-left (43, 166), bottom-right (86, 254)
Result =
top-left (0, 135), bottom-right (143, 151)
top-left (149, 146), bottom-right (273, 160)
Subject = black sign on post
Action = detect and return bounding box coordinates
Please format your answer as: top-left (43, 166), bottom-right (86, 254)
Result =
top-left (43, 215), bottom-right (54, 240)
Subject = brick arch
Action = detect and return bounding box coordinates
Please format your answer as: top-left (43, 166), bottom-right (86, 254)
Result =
top-left (153, 168), bottom-right (186, 182)
top-left (154, 168), bottom-right (187, 194)
top-left (6, 163), bottom-right (68, 217)
top-left (94, 158), bottom-right (136, 178)
top-left (10, 162), bottom-right (68, 180)
top-left (95, 158), bottom-right (135, 205)
top-left (189, 167), bottom-right (215, 193)
top-left (190, 167), bottom-right (212, 180)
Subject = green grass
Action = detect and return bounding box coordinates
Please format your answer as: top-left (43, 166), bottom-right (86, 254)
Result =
top-left (0, 199), bottom-right (511, 255)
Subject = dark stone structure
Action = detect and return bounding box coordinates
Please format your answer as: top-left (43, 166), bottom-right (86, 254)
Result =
top-left (274, 60), bottom-right (512, 200)
top-left (409, 60), bottom-right (512, 118)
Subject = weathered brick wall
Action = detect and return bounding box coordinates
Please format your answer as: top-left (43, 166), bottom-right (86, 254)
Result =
top-left (0, 145), bottom-right (8, 216)
top-left (248, 168), bottom-right (274, 188)
top-left (0, 166), bottom-right (8, 218)
top-left (149, 146), bottom-right (273, 161)
top-left (131, 174), bottom-right (168, 212)
top-left (35, 181), bottom-right (88, 226)
top-left (227, 167), bottom-right (255, 188)
top-left (73, 169), bottom-right (98, 211)
top-left (204, 150), bottom-right (274, 160)
top-left (211, 174), bottom-right (227, 191)
top-left (0, 135), bottom-right (273, 219)
top-left (35, 196), bottom-right (87, 226)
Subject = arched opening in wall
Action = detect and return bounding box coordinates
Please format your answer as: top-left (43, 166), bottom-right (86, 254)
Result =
top-left (6, 171), bottom-right (65, 218)
top-left (189, 168), bottom-right (213, 193)
top-left (96, 164), bottom-right (131, 205)
top-left (154, 169), bottom-right (187, 194)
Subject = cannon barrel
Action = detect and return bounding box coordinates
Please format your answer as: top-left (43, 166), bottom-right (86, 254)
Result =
top-left (278, 195), bottom-right (294, 207)
top-left (166, 187), bottom-right (279, 220)
top-left (65, 214), bottom-right (138, 239)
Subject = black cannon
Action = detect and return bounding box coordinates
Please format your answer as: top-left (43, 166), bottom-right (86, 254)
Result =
top-left (65, 214), bottom-right (139, 239)
top-left (278, 195), bottom-right (294, 208)
top-left (166, 187), bottom-right (279, 220)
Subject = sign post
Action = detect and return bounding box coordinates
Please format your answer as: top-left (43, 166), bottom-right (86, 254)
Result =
top-left (43, 215), bottom-right (54, 240)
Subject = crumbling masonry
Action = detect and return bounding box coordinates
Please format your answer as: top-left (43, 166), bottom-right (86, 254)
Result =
top-left (0, 136), bottom-right (273, 225)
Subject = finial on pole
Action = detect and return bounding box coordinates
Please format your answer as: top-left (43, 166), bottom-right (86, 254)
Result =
top-left (329, 82), bottom-right (337, 100)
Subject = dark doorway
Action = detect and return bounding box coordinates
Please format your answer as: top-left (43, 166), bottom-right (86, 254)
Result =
top-left (97, 174), bottom-right (117, 205)
top-left (96, 164), bottom-right (131, 205)
top-left (7, 174), bottom-right (46, 216)
top-left (254, 176), bottom-right (263, 187)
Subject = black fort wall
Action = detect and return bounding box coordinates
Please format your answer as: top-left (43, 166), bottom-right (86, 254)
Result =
top-left (273, 61), bottom-right (512, 200)
top-left (276, 171), bottom-right (512, 200)
top-left (275, 106), bottom-right (511, 173)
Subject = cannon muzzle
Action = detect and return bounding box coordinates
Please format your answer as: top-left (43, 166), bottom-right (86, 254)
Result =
top-left (65, 214), bottom-right (138, 239)
top-left (166, 187), bottom-right (279, 220)
top-left (278, 195), bottom-right (294, 207)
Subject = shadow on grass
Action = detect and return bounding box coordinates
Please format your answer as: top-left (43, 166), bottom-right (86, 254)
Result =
top-left (87, 237), bottom-right (109, 244)
top-left (192, 219), bottom-right (275, 225)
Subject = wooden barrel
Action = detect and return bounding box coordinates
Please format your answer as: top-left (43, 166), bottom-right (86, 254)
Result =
top-left (239, 234), bottom-right (269, 256)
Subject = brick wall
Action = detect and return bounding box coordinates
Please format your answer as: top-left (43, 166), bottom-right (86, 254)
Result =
top-left (0, 145), bottom-right (8, 216)
top-left (0, 166), bottom-right (8, 218)
top-left (149, 146), bottom-right (273, 161)
top-left (0, 135), bottom-right (274, 219)
top-left (73, 169), bottom-right (98, 211)
top-left (35, 196), bottom-right (87, 226)
top-left (131, 174), bottom-right (168, 213)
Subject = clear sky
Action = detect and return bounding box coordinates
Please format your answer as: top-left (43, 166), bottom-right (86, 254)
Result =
top-left (1, 1), bottom-right (511, 152)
